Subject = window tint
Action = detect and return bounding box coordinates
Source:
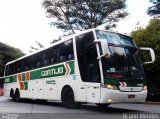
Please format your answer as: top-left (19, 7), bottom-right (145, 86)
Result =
top-left (5, 65), bottom-right (9, 76)
top-left (58, 39), bottom-right (74, 62)
top-left (96, 30), bottom-right (136, 47)
top-left (5, 39), bottom-right (74, 76)
top-left (76, 32), bottom-right (101, 83)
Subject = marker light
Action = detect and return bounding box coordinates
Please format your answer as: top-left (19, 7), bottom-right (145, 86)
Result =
top-left (107, 99), bottom-right (112, 102)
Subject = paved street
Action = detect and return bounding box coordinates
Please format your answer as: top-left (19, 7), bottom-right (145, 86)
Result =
top-left (0, 96), bottom-right (159, 119)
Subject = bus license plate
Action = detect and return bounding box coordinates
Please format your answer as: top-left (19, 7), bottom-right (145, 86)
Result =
top-left (128, 95), bottom-right (135, 99)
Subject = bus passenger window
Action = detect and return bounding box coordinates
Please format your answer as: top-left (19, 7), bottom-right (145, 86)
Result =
top-left (37, 61), bottom-right (41, 67)
top-left (60, 56), bottom-right (66, 62)
top-left (58, 39), bottom-right (74, 62)
top-left (44, 59), bottom-right (49, 66)
top-left (18, 67), bottom-right (21, 72)
top-left (25, 66), bottom-right (29, 71)
top-left (30, 65), bottom-right (34, 70)
top-left (68, 54), bottom-right (74, 60)
top-left (50, 58), bottom-right (55, 64)
top-left (5, 65), bottom-right (9, 76)
top-left (51, 56), bottom-right (58, 64)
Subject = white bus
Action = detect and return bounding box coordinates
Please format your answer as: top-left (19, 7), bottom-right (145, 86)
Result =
top-left (4, 29), bottom-right (155, 108)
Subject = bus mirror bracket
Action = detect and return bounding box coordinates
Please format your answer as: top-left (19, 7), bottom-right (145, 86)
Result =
top-left (140, 47), bottom-right (155, 64)
top-left (94, 40), bottom-right (110, 59)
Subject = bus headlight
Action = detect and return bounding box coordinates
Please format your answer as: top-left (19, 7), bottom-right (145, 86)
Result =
top-left (143, 86), bottom-right (147, 90)
top-left (105, 84), bottom-right (118, 90)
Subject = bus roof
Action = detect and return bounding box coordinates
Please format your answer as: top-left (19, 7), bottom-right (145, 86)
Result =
top-left (5, 28), bottom-right (131, 66)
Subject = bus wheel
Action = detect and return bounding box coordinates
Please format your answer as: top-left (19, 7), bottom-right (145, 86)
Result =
top-left (12, 95), bottom-right (16, 102)
top-left (96, 104), bottom-right (110, 109)
top-left (14, 89), bottom-right (20, 102)
top-left (61, 87), bottom-right (80, 108)
top-left (10, 91), bottom-right (15, 101)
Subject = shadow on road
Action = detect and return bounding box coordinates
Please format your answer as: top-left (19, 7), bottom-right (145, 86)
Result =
top-left (13, 99), bottom-right (139, 114)
top-left (80, 105), bottom-right (138, 113)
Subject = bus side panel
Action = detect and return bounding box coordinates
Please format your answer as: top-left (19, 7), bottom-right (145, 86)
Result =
top-left (56, 75), bottom-right (77, 101)
top-left (75, 77), bottom-right (87, 102)
top-left (4, 82), bottom-right (17, 97)
top-left (20, 80), bottom-right (34, 99)
top-left (19, 78), bottom-right (57, 100)
top-left (4, 84), bottom-right (10, 97)
top-left (43, 78), bottom-right (58, 100)
top-left (33, 79), bottom-right (44, 99)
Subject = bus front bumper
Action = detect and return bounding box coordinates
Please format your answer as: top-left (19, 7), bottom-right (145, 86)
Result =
top-left (100, 88), bottom-right (147, 104)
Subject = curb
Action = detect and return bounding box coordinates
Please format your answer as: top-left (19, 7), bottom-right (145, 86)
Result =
top-left (144, 101), bottom-right (160, 104)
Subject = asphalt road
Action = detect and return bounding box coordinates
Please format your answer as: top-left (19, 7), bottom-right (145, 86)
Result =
top-left (0, 96), bottom-right (159, 119)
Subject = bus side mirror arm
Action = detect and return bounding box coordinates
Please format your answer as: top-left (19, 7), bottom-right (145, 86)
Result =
top-left (94, 40), bottom-right (110, 60)
top-left (97, 54), bottom-right (109, 60)
top-left (140, 47), bottom-right (155, 64)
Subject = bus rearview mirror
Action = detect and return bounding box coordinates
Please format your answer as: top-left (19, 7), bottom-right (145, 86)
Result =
top-left (94, 40), bottom-right (110, 59)
top-left (140, 47), bottom-right (155, 64)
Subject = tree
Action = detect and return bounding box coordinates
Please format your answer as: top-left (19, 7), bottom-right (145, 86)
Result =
top-left (0, 42), bottom-right (24, 76)
top-left (147, 0), bottom-right (160, 17)
top-left (29, 41), bottom-right (44, 52)
top-left (42, 0), bottom-right (127, 33)
top-left (50, 36), bottom-right (62, 44)
top-left (131, 19), bottom-right (160, 100)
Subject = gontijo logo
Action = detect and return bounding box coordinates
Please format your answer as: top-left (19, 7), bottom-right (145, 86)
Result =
top-left (41, 67), bottom-right (63, 77)
top-left (41, 63), bottom-right (71, 77)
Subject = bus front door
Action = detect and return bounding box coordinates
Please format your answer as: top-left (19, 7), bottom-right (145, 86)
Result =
top-left (85, 62), bottom-right (101, 103)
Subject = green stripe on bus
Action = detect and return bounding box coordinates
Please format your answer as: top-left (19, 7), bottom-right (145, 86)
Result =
top-left (24, 82), bottom-right (28, 90)
top-left (14, 75), bottom-right (17, 82)
top-left (30, 70), bottom-right (41, 80)
top-left (22, 73), bottom-right (26, 81)
top-left (4, 61), bottom-right (75, 83)
top-left (104, 78), bottom-right (146, 87)
top-left (69, 62), bottom-right (74, 74)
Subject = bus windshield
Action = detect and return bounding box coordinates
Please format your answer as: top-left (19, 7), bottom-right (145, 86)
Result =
top-left (96, 30), bottom-right (145, 81)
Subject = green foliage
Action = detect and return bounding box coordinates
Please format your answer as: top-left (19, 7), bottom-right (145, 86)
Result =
top-left (147, 0), bottom-right (160, 16)
top-left (131, 19), bottom-right (160, 97)
top-left (0, 42), bottom-right (24, 76)
top-left (131, 19), bottom-right (160, 72)
top-left (30, 41), bottom-right (44, 53)
top-left (42, 0), bottom-right (127, 33)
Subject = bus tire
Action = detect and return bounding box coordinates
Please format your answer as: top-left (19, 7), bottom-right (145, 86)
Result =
top-left (96, 103), bottom-right (110, 109)
top-left (61, 87), bottom-right (80, 108)
top-left (14, 89), bottom-right (20, 102)
top-left (10, 89), bottom-right (15, 101)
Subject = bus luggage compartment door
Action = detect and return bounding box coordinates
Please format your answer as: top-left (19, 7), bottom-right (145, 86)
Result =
top-left (34, 80), bottom-right (44, 99)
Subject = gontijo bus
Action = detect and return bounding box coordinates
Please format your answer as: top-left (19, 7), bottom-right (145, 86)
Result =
top-left (4, 29), bottom-right (155, 108)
